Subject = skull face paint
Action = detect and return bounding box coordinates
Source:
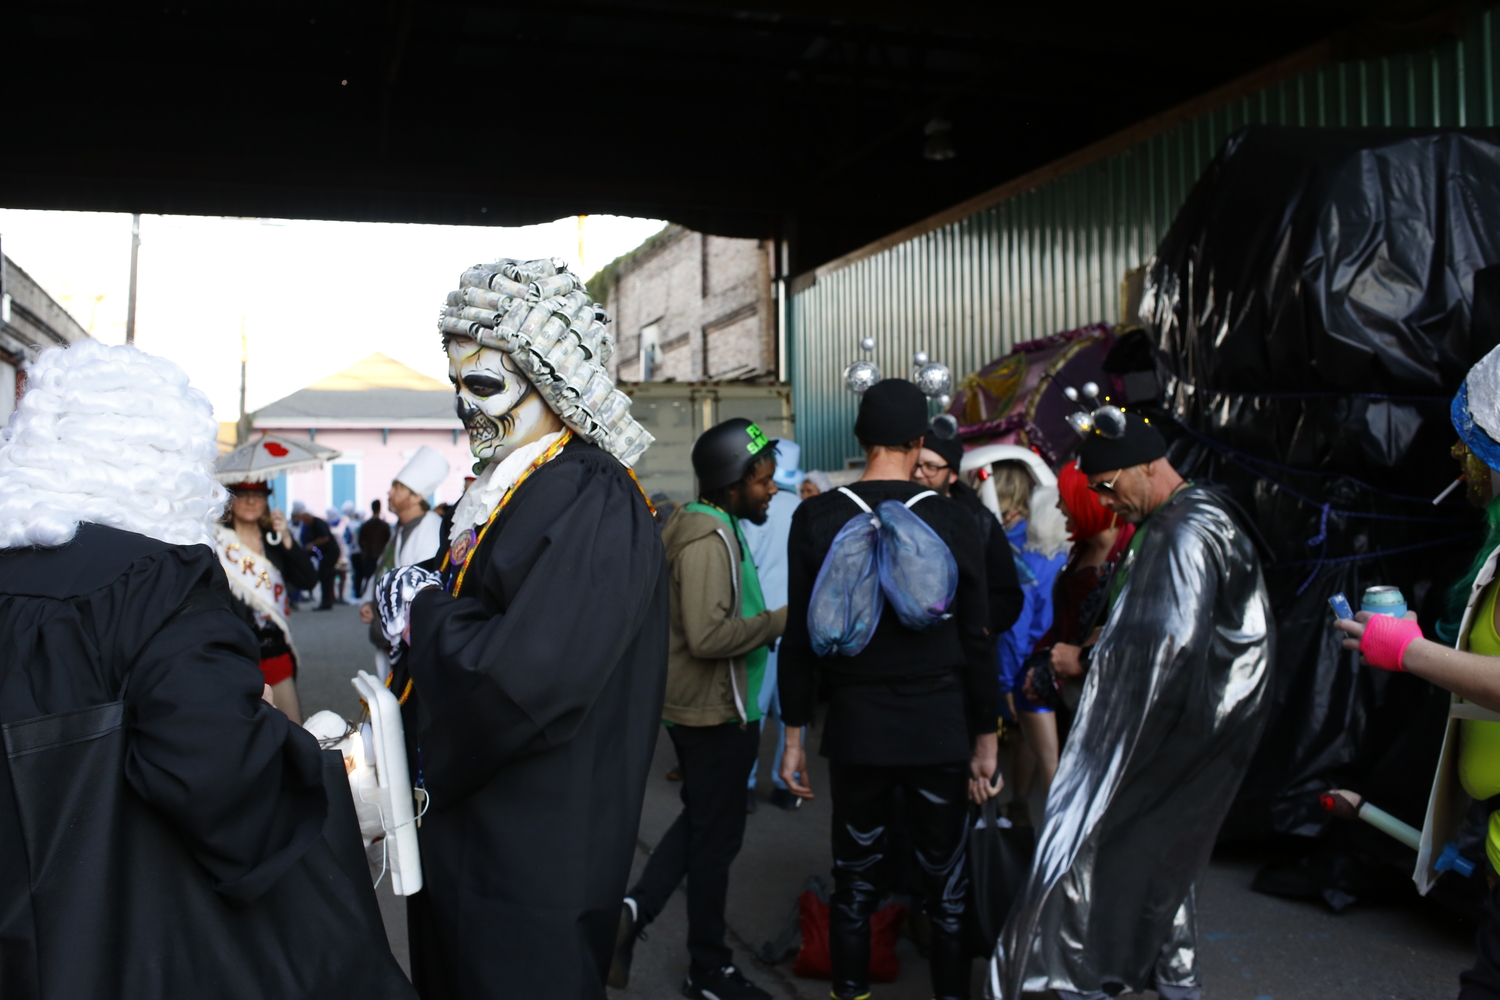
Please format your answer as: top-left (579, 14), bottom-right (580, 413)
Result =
top-left (446, 337), bottom-right (557, 462)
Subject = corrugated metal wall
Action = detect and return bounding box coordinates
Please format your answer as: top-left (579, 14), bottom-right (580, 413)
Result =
top-left (789, 7), bottom-right (1500, 470)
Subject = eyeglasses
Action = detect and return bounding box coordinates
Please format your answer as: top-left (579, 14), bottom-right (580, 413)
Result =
top-left (1087, 471), bottom-right (1124, 495)
top-left (916, 461), bottom-right (950, 475)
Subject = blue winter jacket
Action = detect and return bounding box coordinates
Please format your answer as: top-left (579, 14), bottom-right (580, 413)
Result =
top-left (996, 519), bottom-right (1067, 702)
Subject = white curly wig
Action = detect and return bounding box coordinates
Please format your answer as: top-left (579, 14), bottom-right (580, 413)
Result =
top-left (0, 340), bottom-right (226, 549)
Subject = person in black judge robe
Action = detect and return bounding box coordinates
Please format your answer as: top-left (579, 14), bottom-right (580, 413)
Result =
top-left (385, 262), bottom-right (669, 1000)
top-left (397, 444), bottom-right (668, 999)
top-left (0, 340), bottom-right (409, 1000)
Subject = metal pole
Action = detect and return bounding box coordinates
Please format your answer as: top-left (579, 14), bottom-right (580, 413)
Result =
top-left (776, 238), bottom-right (789, 383)
top-left (237, 315), bottom-right (249, 444)
top-left (124, 214), bottom-right (140, 345)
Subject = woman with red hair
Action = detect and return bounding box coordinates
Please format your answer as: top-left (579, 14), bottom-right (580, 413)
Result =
top-left (1044, 458), bottom-right (1134, 655)
top-left (1012, 459), bottom-right (1134, 823)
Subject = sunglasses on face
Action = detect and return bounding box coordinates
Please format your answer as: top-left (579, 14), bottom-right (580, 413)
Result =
top-left (1087, 471), bottom-right (1124, 495)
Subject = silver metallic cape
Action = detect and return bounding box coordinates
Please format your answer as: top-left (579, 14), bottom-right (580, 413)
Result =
top-left (989, 485), bottom-right (1273, 999)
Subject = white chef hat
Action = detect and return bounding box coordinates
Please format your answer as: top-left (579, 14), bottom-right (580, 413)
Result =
top-left (395, 446), bottom-right (450, 498)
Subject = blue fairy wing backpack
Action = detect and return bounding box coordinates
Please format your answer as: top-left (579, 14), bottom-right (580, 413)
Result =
top-left (807, 487), bottom-right (959, 657)
top-left (806, 502), bottom-right (883, 657)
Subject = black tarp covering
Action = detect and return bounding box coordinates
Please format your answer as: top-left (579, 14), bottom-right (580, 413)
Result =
top-left (1140, 127), bottom-right (1500, 887)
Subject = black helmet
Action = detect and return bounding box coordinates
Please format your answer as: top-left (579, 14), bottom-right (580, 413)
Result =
top-left (692, 418), bottom-right (774, 492)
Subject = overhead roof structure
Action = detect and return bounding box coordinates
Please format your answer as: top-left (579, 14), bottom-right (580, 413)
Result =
top-left (0, 2), bottom-right (1451, 272)
top-left (254, 352), bottom-right (458, 428)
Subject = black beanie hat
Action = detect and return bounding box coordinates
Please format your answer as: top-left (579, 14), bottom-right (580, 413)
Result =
top-left (1077, 412), bottom-right (1167, 474)
top-left (854, 379), bottom-right (929, 446)
top-left (923, 423), bottom-right (964, 473)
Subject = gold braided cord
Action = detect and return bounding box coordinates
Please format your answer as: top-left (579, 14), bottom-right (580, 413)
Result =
top-left (449, 429), bottom-right (575, 597)
top-left (396, 430), bottom-right (656, 706)
top-left (628, 469), bottom-right (657, 516)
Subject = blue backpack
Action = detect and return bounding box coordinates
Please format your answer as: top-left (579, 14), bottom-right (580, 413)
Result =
top-left (807, 487), bottom-right (959, 657)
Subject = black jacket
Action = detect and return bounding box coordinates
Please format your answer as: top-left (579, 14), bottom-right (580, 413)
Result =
top-left (0, 524), bottom-right (409, 999)
top-left (403, 440), bottom-right (670, 999)
top-left (779, 480), bottom-right (998, 764)
top-left (358, 516), bottom-right (392, 563)
top-left (259, 528), bottom-right (319, 590)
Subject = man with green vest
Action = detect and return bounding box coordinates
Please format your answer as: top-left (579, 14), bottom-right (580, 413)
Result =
top-left (610, 418), bottom-right (787, 1000)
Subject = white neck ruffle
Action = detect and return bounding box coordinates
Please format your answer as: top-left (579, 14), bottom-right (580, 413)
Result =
top-left (447, 430), bottom-right (566, 545)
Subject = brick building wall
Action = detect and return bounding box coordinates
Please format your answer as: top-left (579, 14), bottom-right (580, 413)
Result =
top-left (605, 225), bottom-right (775, 382)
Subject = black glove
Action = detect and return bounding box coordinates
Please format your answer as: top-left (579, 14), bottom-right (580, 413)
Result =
top-left (1022, 647), bottom-right (1065, 711)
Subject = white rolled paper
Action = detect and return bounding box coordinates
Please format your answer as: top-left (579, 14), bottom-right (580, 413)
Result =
top-left (351, 671), bottom-right (424, 896)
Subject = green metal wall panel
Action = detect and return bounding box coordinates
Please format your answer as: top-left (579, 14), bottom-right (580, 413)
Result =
top-left (790, 8), bottom-right (1500, 471)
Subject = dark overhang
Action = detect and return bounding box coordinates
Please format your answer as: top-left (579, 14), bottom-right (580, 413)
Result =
top-left (0, 1), bottom-right (1453, 272)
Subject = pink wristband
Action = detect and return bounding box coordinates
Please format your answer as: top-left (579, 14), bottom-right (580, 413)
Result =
top-left (1360, 614), bottom-right (1421, 671)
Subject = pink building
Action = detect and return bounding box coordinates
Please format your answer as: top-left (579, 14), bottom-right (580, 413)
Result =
top-left (251, 353), bottom-right (472, 519)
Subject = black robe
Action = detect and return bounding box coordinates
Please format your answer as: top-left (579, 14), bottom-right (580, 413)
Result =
top-left (401, 440), bottom-right (669, 999)
top-left (0, 524), bottom-right (411, 999)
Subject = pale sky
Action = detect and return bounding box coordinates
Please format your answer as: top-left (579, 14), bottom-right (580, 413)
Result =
top-left (0, 210), bottom-right (665, 419)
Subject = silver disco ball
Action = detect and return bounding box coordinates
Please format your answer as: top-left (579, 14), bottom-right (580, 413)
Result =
top-left (1065, 411), bottom-right (1095, 437)
top-left (936, 393), bottom-right (952, 409)
top-left (1093, 405), bottom-right (1128, 439)
top-left (843, 359), bottom-right (883, 394)
top-left (914, 362), bottom-right (952, 398)
top-left (860, 336), bottom-right (877, 352)
top-left (912, 349), bottom-right (930, 367)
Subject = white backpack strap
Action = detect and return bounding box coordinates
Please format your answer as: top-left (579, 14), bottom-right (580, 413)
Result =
top-left (904, 489), bottom-right (939, 509)
top-left (837, 486), bottom-right (873, 514)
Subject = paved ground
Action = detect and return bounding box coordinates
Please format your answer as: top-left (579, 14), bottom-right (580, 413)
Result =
top-left (294, 602), bottom-right (1478, 999)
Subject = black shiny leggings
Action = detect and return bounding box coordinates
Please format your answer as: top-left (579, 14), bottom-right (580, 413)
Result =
top-left (828, 760), bottom-right (972, 1000)
top-left (1462, 877), bottom-right (1500, 999)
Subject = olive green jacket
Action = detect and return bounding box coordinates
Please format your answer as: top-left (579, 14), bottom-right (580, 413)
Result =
top-left (659, 507), bottom-right (787, 727)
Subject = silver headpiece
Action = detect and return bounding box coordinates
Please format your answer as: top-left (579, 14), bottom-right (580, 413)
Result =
top-left (1062, 381), bottom-right (1127, 439)
top-left (438, 257), bottom-right (653, 468)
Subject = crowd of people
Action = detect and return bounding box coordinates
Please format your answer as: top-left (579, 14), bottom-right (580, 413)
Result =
top-left (7, 255), bottom-right (1500, 1000)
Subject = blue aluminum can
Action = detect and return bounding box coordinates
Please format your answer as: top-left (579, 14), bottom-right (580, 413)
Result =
top-left (1361, 585), bottom-right (1407, 619)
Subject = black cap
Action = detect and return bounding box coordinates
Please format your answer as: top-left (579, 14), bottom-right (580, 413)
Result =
top-left (692, 418), bottom-right (774, 492)
top-left (1077, 412), bottom-right (1167, 474)
top-left (923, 423), bottom-right (964, 473)
top-left (854, 379), bottom-right (929, 446)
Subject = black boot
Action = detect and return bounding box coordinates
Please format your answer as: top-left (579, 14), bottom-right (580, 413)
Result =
top-left (926, 915), bottom-right (972, 1000)
top-left (829, 886), bottom-right (875, 1000)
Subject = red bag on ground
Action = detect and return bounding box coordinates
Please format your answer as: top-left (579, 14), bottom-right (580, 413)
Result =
top-left (791, 890), bottom-right (908, 982)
